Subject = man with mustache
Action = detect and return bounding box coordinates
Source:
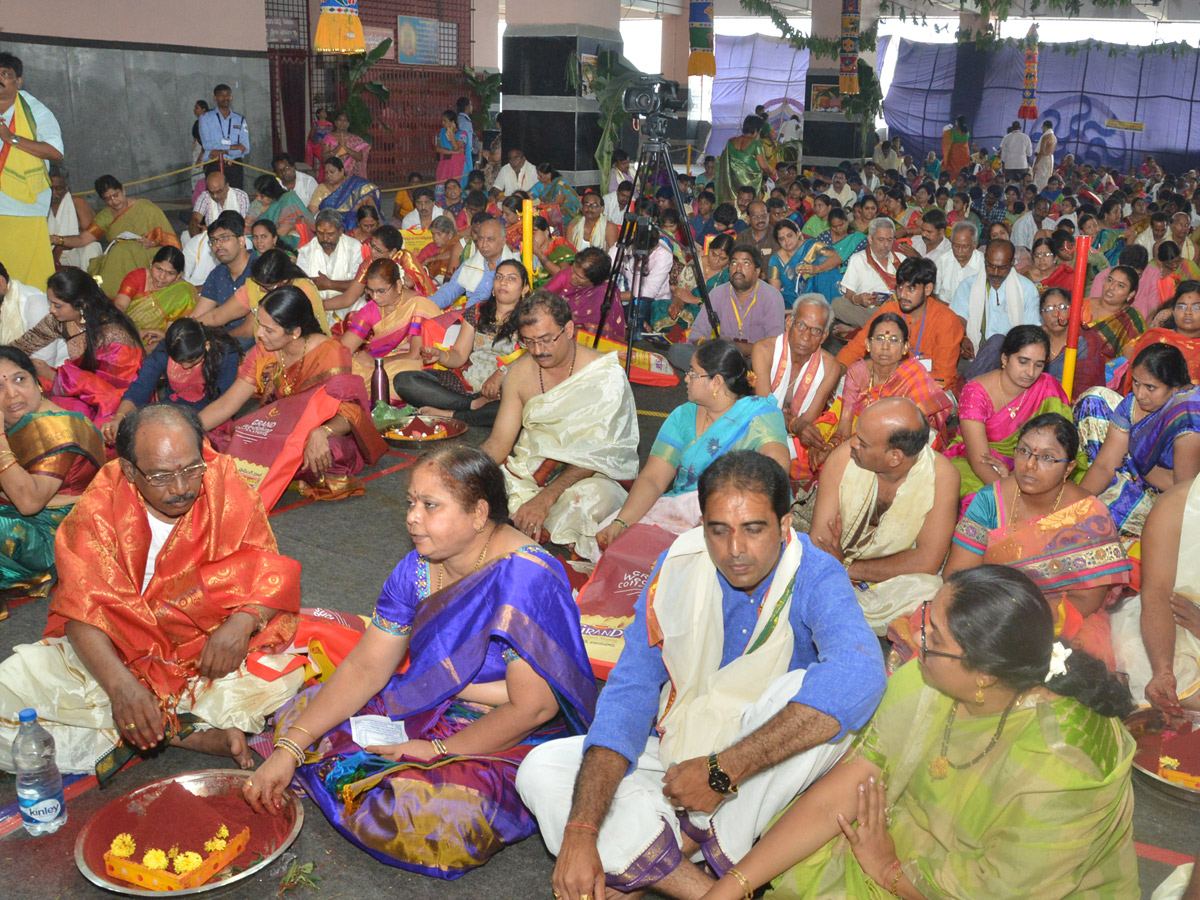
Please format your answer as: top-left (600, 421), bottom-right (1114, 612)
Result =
top-left (0, 404), bottom-right (304, 774)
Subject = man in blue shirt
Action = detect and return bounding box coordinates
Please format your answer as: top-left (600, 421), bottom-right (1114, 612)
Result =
top-left (430, 217), bottom-right (515, 309)
top-left (198, 83), bottom-right (249, 189)
top-left (689, 191), bottom-right (716, 243)
top-left (188, 211), bottom-right (256, 347)
top-left (517, 452), bottom-right (886, 900)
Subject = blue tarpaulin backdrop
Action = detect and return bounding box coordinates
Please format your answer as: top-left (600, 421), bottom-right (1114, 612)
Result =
top-left (883, 37), bottom-right (1200, 173)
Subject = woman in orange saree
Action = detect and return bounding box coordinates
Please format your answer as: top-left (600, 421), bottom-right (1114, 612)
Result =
top-left (201, 286), bottom-right (385, 506)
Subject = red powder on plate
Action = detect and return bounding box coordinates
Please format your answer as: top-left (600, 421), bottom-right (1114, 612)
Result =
top-left (84, 781), bottom-right (294, 886)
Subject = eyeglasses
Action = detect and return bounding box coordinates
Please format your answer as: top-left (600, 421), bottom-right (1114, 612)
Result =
top-left (1175, 302), bottom-right (1200, 313)
top-left (791, 324), bottom-right (828, 338)
top-left (1014, 445), bottom-right (1071, 466)
top-left (870, 334), bottom-right (904, 344)
top-left (131, 460), bottom-right (207, 488)
top-left (518, 322), bottom-right (567, 350)
top-left (210, 233), bottom-right (240, 245)
top-left (684, 371), bottom-right (713, 381)
top-left (1041, 303), bottom-right (1071, 315)
top-left (920, 601), bottom-right (967, 661)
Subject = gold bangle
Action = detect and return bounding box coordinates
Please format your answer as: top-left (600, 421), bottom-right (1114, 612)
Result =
top-left (727, 867), bottom-right (753, 900)
top-left (430, 737), bottom-right (449, 756)
top-left (888, 860), bottom-right (904, 896)
top-left (289, 724), bottom-right (317, 743)
top-left (0, 459), bottom-right (19, 477)
top-left (320, 424), bottom-right (335, 436)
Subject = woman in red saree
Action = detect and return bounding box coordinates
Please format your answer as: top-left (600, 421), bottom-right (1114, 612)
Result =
top-left (201, 286), bottom-right (385, 505)
top-left (14, 268), bottom-right (144, 426)
top-left (1119, 280), bottom-right (1200, 390)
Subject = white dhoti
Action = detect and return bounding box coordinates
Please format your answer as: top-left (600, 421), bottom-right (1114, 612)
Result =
top-left (0, 638), bottom-right (305, 774)
top-left (1111, 595), bottom-right (1200, 707)
top-left (516, 670), bottom-right (851, 889)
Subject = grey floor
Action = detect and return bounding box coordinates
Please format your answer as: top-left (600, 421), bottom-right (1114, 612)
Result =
top-left (0, 376), bottom-right (1197, 899)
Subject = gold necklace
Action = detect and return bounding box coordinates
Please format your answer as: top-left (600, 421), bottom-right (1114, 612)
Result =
top-left (996, 374), bottom-right (1017, 419)
top-left (1011, 479), bottom-right (1066, 527)
top-left (435, 525), bottom-right (496, 593)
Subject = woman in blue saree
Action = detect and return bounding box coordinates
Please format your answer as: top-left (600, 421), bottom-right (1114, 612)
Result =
top-left (768, 219), bottom-right (831, 310)
top-left (593, 339), bottom-right (788, 553)
top-left (310, 156), bottom-right (382, 232)
top-left (531, 163), bottom-right (581, 232)
top-left (1076, 342), bottom-right (1200, 537)
top-left (245, 445), bottom-right (597, 879)
top-left (808, 208), bottom-right (866, 301)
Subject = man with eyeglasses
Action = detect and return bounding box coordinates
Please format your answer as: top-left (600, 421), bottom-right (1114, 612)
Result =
top-left (481, 292), bottom-right (637, 554)
top-left (0, 404), bottom-right (304, 774)
top-left (950, 238), bottom-right (1039, 377)
top-left (838, 257), bottom-right (965, 392)
top-left (189, 211), bottom-right (256, 347)
top-left (431, 217), bottom-right (517, 310)
top-left (809, 398), bottom-right (959, 633)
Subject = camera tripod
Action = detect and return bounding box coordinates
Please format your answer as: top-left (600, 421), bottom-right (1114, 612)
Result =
top-left (594, 113), bottom-right (720, 370)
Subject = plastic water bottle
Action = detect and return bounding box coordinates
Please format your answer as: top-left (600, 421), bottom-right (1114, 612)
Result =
top-left (12, 709), bottom-right (66, 836)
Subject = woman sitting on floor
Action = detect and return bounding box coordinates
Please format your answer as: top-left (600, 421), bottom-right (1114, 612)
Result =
top-left (251, 174), bottom-right (313, 250)
top-left (14, 268), bottom-right (144, 426)
top-left (1019, 235), bottom-right (1074, 294)
top-left (244, 445), bottom-right (596, 879)
top-left (542, 247), bottom-right (619, 341)
top-left (415, 215), bottom-right (463, 286)
top-left (104, 319), bottom-right (243, 442)
top-left (768, 219), bottom-right (830, 310)
top-left (200, 286), bottom-right (384, 499)
top-left (593, 339), bottom-right (788, 555)
top-left (1119, 279), bottom-right (1200, 390)
top-left (0, 347), bottom-right (104, 616)
top-left (813, 314), bottom-right (953, 470)
top-left (340, 258), bottom-right (438, 392)
top-left (393, 258), bottom-right (528, 430)
top-left (700, 566), bottom-right (1138, 900)
top-left (113, 246), bottom-right (197, 349)
top-left (1076, 342), bottom-right (1200, 538)
top-left (1039, 287), bottom-right (1107, 394)
top-left (530, 215), bottom-right (577, 289)
top-left (1081, 264), bottom-right (1146, 365)
top-left (940, 413), bottom-right (1130, 668)
top-left (310, 156), bottom-right (381, 232)
top-left (946, 324), bottom-right (1074, 500)
top-left (648, 233), bottom-right (733, 339)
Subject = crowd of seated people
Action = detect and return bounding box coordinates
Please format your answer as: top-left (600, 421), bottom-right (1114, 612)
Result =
top-left (8, 56), bottom-right (1200, 896)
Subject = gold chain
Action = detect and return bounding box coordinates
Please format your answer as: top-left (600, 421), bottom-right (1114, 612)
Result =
top-left (435, 525), bottom-right (496, 593)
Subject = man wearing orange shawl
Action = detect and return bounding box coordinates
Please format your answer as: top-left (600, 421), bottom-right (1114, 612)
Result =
top-left (0, 405), bottom-right (304, 775)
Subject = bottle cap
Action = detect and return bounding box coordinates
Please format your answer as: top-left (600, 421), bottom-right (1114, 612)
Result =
top-left (17, 708), bottom-right (36, 723)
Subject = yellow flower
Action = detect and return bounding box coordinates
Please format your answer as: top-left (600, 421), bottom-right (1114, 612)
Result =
top-left (173, 851), bottom-right (203, 875)
top-left (204, 837), bottom-right (227, 853)
top-left (1161, 755), bottom-right (1182, 770)
top-left (142, 849), bottom-right (168, 871)
top-left (167, 845), bottom-right (179, 859)
top-left (216, 824), bottom-right (229, 839)
top-left (109, 833), bottom-right (136, 858)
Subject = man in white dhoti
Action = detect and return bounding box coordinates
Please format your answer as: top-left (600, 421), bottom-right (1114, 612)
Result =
top-left (1033, 120), bottom-right (1057, 191)
top-left (809, 398), bottom-right (959, 633)
top-left (751, 294), bottom-right (840, 482)
top-left (296, 208), bottom-right (367, 310)
top-left (517, 451), bottom-right (885, 900)
top-left (0, 259), bottom-right (67, 366)
top-left (1112, 477), bottom-right (1200, 711)
top-left (46, 167), bottom-right (101, 271)
top-left (182, 170), bottom-right (250, 287)
top-left (482, 291), bottom-right (638, 552)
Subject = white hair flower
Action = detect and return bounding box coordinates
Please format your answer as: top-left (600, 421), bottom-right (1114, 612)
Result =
top-left (1045, 641), bottom-right (1072, 683)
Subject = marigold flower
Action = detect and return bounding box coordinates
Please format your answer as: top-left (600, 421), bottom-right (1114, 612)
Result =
top-left (142, 849), bottom-right (168, 870)
top-left (173, 851), bottom-right (203, 875)
top-left (109, 833), bottom-right (135, 858)
top-left (204, 837), bottom-right (227, 853)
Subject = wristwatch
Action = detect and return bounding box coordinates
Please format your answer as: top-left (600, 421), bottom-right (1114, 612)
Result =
top-left (707, 753), bottom-right (738, 796)
top-left (9, 134), bottom-right (18, 145)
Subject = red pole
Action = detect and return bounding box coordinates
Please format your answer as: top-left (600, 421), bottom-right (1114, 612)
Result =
top-left (1061, 233), bottom-right (1092, 400)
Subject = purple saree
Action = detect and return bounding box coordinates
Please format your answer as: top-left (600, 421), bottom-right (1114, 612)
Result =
top-left (275, 544), bottom-right (597, 878)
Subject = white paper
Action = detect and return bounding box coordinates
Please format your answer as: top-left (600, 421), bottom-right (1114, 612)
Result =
top-left (349, 715), bottom-right (408, 748)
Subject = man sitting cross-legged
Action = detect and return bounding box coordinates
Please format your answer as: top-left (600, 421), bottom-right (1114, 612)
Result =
top-left (481, 290), bottom-right (638, 555)
top-left (0, 403), bottom-right (304, 773)
top-left (517, 451), bottom-right (885, 900)
top-left (809, 397), bottom-right (960, 633)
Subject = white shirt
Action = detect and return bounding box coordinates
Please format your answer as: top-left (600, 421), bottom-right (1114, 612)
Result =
top-left (603, 190), bottom-right (628, 225)
top-left (493, 161), bottom-right (538, 197)
top-left (936, 248), bottom-right (984, 303)
top-left (912, 235), bottom-right (953, 265)
top-left (297, 233), bottom-right (366, 300)
top-left (142, 513), bottom-right (177, 593)
top-left (998, 131), bottom-right (1033, 170)
top-left (283, 171), bottom-right (318, 207)
top-left (842, 249), bottom-right (898, 296)
top-left (1011, 212), bottom-right (1051, 250)
top-left (825, 184), bottom-right (857, 208)
top-left (778, 119), bottom-right (803, 142)
top-left (401, 205), bottom-right (444, 230)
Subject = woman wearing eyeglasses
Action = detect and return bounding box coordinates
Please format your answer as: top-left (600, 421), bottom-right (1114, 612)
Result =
top-left (1119, 280), bottom-right (1200, 391)
top-left (1017, 236), bottom-right (1074, 295)
top-left (700, 566), bottom-right (1138, 900)
top-left (946, 325), bottom-right (1074, 501)
top-left (816, 314), bottom-right (952, 471)
top-left (593, 339), bottom-right (787, 556)
top-left (1039, 287), bottom-right (1106, 394)
top-left (938, 414), bottom-right (1130, 668)
top-left (1076, 342), bottom-right (1200, 539)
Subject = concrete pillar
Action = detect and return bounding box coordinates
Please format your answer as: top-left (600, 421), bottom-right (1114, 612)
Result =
top-left (660, 13), bottom-right (691, 84)
top-left (472, 0), bottom-right (501, 70)
top-left (804, 0), bottom-right (881, 163)
top-left (502, 0), bottom-right (623, 186)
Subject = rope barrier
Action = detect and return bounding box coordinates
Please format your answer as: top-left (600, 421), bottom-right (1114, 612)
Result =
top-left (637, 409), bottom-right (669, 418)
top-left (74, 157), bottom-right (278, 196)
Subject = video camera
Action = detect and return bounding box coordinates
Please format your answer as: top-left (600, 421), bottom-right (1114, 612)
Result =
top-left (621, 75), bottom-right (688, 118)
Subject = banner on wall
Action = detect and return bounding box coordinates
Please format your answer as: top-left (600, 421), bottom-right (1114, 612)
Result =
top-left (396, 16), bottom-right (439, 65)
top-left (364, 26), bottom-right (396, 60)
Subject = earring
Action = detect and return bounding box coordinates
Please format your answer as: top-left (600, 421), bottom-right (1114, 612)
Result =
top-left (975, 680), bottom-right (986, 705)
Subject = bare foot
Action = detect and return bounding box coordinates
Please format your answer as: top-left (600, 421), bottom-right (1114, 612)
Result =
top-left (417, 406), bottom-right (454, 417)
top-left (469, 396), bottom-right (494, 410)
top-left (171, 727), bottom-right (255, 768)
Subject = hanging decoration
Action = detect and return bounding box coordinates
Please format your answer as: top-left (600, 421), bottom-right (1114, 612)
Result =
top-left (1018, 24), bottom-right (1039, 119)
top-left (840, 0), bottom-right (861, 94)
top-left (688, 2), bottom-right (717, 77)
top-left (314, 0), bottom-right (366, 55)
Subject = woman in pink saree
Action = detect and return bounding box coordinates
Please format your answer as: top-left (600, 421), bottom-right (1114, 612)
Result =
top-left (14, 268), bottom-right (144, 426)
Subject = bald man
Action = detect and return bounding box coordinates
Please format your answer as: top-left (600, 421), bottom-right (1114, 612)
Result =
top-left (809, 397), bottom-right (959, 633)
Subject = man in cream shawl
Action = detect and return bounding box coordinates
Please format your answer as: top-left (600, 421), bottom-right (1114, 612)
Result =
top-left (810, 399), bottom-right (959, 634)
top-left (949, 238), bottom-right (1040, 379)
top-left (47, 168), bottom-right (101, 271)
top-left (517, 452), bottom-right (885, 900)
top-left (430, 217), bottom-right (516, 309)
top-left (482, 292), bottom-right (638, 553)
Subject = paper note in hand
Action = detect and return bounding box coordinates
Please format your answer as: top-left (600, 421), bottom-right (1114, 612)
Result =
top-left (350, 715), bottom-right (409, 748)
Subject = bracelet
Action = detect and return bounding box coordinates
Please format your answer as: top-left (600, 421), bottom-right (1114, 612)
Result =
top-left (727, 867), bottom-right (753, 900)
top-left (883, 859), bottom-right (903, 897)
top-left (613, 517), bottom-right (630, 530)
top-left (564, 821), bottom-right (599, 836)
top-left (320, 424), bottom-right (335, 436)
top-left (289, 724), bottom-right (317, 743)
top-left (0, 458), bottom-right (19, 477)
top-left (274, 737), bottom-right (305, 766)
top-left (430, 737), bottom-right (449, 757)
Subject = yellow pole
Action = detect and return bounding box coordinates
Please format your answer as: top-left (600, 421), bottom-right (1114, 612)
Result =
top-left (522, 199), bottom-right (534, 281)
top-left (687, 144), bottom-right (692, 175)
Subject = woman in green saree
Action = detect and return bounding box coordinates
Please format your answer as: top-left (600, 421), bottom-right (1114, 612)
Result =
top-left (648, 232), bottom-right (733, 337)
top-left (700, 566), bottom-right (1138, 900)
top-left (0, 347), bottom-right (104, 617)
top-left (113, 245), bottom-right (197, 348)
top-left (715, 115), bottom-right (773, 206)
top-left (252, 174), bottom-right (313, 249)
